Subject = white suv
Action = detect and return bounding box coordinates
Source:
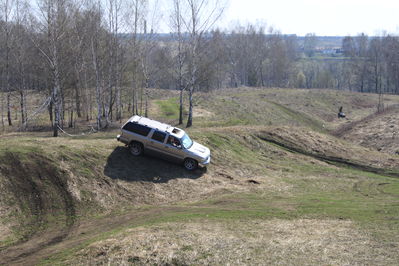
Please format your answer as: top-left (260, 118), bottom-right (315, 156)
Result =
top-left (117, 116), bottom-right (211, 170)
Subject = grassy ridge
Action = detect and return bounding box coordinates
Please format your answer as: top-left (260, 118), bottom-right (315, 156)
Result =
top-left (1, 88), bottom-right (399, 264)
top-left (33, 127), bottom-right (399, 264)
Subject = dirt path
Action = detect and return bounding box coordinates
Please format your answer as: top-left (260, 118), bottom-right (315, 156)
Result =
top-left (0, 206), bottom-right (184, 265)
top-left (333, 105), bottom-right (399, 154)
top-left (257, 134), bottom-right (399, 178)
top-left (333, 104), bottom-right (399, 137)
top-left (0, 227), bottom-right (71, 265)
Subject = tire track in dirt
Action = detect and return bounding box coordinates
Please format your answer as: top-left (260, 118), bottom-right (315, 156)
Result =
top-left (257, 135), bottom-right (399, 179)
top-left (375, 182), bottom-right (399, 198)
top-left (1, 206), bottom-right (184, 265)
top-left (333, 104), bottom-right (399, 138)
top-left (0, 152), bottom-right (76, 265)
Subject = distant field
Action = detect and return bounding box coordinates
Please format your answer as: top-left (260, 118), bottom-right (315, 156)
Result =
top-left (297, 36), bottom-right (345, 48)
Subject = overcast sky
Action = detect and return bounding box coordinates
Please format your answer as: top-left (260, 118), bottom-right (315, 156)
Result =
top-left (216, 0), bottom-right (399, 36)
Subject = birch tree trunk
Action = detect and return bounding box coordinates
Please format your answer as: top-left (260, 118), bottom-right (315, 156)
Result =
top-left (91, 38), bottom-right (102, 131)
top-left (1, 93), bottom-right (4, 130)
top-left (33, 0), bottom-right (70, 137)
top-left (19, 90), bottom-right (25, 126)
top-left (3, 0), bottom-right (12, 126)
top-left (183, 0), bottom-right (225, 127)
top-left (173, 0), bottom-right (185, 125)
top-left (114, 0), bottom-right (122, 122)
top-left (186, 84), bottom-right (194, 127)
top-left (7, 93), bottom-right (12, 126)
top-left (51, 43), bottom-right (62, 137)
top-left (186, 0), bottom-right (197, 128)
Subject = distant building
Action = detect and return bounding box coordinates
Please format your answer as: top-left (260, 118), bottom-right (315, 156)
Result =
top-left (319, 47), bottom-right (343, 55)
top-left (322, 49), bottom-right (336, 55)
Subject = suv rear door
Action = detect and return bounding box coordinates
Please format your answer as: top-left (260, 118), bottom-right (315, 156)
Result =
top-left (146, 130), bottom-right (168, 157)
top-left (122, 122), bottom-right (152, 144)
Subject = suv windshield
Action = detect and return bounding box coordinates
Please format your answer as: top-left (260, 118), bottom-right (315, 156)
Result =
top-left (181, 134), bottom-right (193, 149)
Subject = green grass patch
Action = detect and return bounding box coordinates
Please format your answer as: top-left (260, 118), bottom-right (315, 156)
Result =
top-left (41, 177), bottom-right (399, 264)
top-left (269, 101), bottom-right (325, 132)
top-left (156, 97), bottom-right (181, 119)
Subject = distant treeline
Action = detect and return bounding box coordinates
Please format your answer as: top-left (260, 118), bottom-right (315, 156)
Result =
top-left (0, 0), bottom-right (397, 134)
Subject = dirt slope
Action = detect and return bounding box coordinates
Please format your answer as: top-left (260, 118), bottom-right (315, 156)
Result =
top-left (192, 88), bottom-right (399, 131)
top-left (257, 126), bottom-right (399, 173)
top-left (67, 219), bottom-right (398, 265)
top-left (335, 105), bottom-right (399, 154)
top-left (1, 88), bottom-right (399, 264)
top-left (1, 124), bottom-right (399, 264)
top-left (0, 131), bottom-right (283, 264)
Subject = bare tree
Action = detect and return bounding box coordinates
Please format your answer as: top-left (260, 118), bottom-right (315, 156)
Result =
top-left (33, 0), bottom-right (71, 137)
top-left (369, 37), bottom-right (384, 111)
top-left (303, 33), bottom-right (317, 57)
top-left (125, 0), bottom-right (146, 116)
top-left (0, 92), bottom-right (4, 130)
top-left (170, 0), bottom-right (187, 124)
top-left (182, 0), bottom-right (225, 127)
top-left (87, 1), bottom-right (104, 131)
top-left (68, 3), bottom-right (89, 120)
top-left (102, 0), bottom-right (124, 125)
top-left (11, 0), bottom-right (30, 128)
top-left (0, 0), bottom-right (14, 126)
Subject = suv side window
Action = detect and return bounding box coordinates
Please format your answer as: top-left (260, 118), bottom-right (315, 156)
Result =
top-left (167, 135), bottom-right (182, 148)
top-left (123, 122), bottom-right (151, 136)
top-left (151, 131), bottom-right (166, 143)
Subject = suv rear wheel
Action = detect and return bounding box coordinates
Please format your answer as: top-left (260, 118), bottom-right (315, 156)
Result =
top-left (129, 142), bottom-right (143, 156)
top-left (184, 158), bottom-right (198, 171)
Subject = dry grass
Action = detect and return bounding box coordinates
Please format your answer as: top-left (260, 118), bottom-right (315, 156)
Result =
top-left (340, 107), bottom-right (399, 154)
top-left (193, 108), bottom-right (214, 118)
top-left (258, 126), bottom-right (399, 171)
top-left (0, 181), bottom-right (15, 245)
top-left (0, 133), bottom-right (290, 218)
top-left (69, 219), bottom-right (399, 265)
top-left (193, 87), bottom-right (399, 131)
top-left (1, 88), bottom-right (399, 264)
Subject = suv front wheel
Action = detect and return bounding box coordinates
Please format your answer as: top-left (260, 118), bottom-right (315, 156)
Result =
top-left (129, 141), bottom-right (143, 156)
top-left (184, 158), bottom-right (198, 171)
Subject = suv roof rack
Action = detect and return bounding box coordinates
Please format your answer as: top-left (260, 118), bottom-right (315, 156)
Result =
top-left (128, 115), bottom-right (183, 136)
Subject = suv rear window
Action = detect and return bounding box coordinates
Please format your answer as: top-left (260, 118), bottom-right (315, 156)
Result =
top-left (123, 122), bottom-right (151, 136)
top-left (151, 131), bottom-right (166, 143)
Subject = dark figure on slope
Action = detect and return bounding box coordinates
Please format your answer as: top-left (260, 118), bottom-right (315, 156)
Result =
top-left (338, 106), bottom-right (346, 118)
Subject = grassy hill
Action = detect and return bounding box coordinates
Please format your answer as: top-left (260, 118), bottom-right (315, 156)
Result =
top-left (0, 88), bottom-right (398, 265)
